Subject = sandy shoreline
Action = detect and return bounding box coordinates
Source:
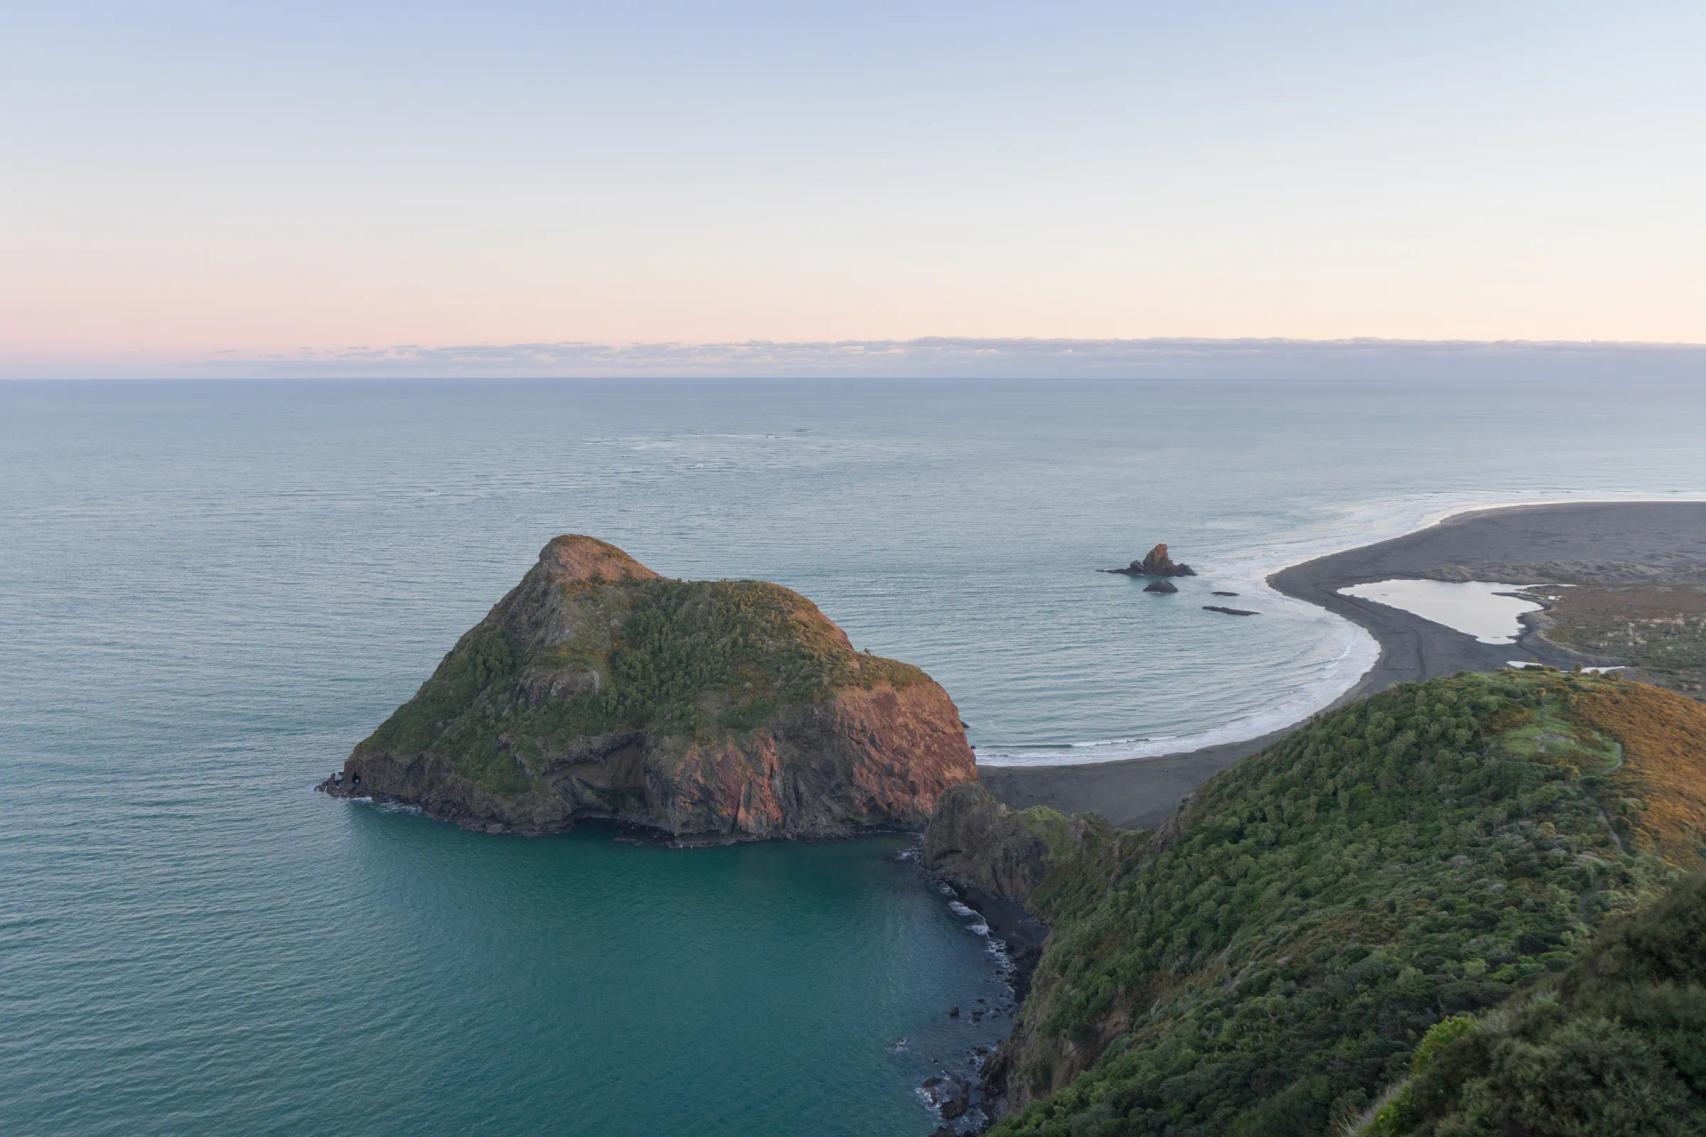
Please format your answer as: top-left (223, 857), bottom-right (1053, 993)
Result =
top-left (983, 501), bottom-right (1706, 829)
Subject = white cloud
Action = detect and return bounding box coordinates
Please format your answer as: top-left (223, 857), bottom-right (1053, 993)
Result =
top-left (192, 336), bottom-right (1706, 381)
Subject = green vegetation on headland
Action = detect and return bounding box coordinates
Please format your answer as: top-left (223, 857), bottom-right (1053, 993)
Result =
top-left (363, 576), bottom-right (924, 795)
top-left (331, 536), bottom-right (971, 839)
top-left (1358, 872), bottom-right (1706, 1136)
top-left (957, 670), bottom-right (1706, 1137)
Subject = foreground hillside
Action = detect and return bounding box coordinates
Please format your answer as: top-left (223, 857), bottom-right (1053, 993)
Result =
top-left (323, 536), bottom-right (975, 838)
top-left (934, 671), bottom-right (1706, 1137)
top-left (1358, 872), bottom-right (1706, 1136)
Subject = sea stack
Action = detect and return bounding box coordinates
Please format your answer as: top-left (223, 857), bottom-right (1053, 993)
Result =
top-left (320, 536), bottom-right (977, 839)
top-left (1105, 542), bottom-right (1197, 577)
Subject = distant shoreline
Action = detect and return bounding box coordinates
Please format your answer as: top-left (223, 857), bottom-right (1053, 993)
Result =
top-left (982, 500), bottom-right (1706, 829)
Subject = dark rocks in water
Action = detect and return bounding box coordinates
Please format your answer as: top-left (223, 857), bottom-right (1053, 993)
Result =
top-left (1143, 579), bottom-right (1179, 594)
top-left (921, 1075), bottom-right (972, 1121)
top-left (948, 1005), bottom-right (960, 1018)
top-left (1204, 605), bottom-right (1259, 616)
top-left (1212, 590), bottom-right (1240, 597)
top-left (1139, 542), bottom-right (1196, 576)
top-left (1103, 542), bottom-right (1197, 577)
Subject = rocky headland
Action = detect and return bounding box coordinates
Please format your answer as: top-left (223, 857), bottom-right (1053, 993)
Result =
top-left (319, 536), bottom-right (976, 840)
top-left (924, 783), bottom-right (1116, 914)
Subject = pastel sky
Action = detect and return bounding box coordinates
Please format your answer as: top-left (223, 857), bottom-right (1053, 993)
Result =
top-left (4, 1), bottom-right (1704, 378)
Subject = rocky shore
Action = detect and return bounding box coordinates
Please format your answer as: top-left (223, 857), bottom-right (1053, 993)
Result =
top-left (918, 784), bottom-right (1100, 1129)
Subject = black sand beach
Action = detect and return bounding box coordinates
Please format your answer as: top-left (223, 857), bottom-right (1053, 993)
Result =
top-left (984, 501), bottom-right (1706, 828)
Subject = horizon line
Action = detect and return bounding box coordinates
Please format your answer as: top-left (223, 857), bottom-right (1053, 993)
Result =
top-left (8, 334), bottom-right (1706, 382)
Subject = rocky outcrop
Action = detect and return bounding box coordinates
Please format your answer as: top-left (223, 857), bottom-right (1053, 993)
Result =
top-left (920, 1075), bottom-right (972, 1121)
top-left (1104, 542), bottom-right (1197, 578)
top-left (923, 784), bottom-right (1111, 911)
top-left (1203, 605), bottom-right (1258, 616)
top-left (1143, 580), bottom-right (1178, 594)
top-left (923, 784), bottom-right (1129, 1123)
top-left (320, 536), bottom-right (977, 840)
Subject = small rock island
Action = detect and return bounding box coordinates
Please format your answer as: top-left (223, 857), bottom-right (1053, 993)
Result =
top-left (1104, 542), bottom-right (1197, 578)
top-left (320, 536), bottom-right (977, 839)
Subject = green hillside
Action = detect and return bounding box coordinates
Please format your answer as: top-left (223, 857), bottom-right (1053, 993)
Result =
top-left (986, 671), bottom-right (1706, 1137)
top-left (362, 572), bottom-right (923, 794)
top-left (1358, 872), bottom-right (1706, 1136)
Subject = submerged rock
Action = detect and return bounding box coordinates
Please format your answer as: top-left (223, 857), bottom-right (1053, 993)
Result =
top-left (319, 536), bottom-right (976, 840)
top-left (1104, 542), bottom-right (1197, 578)
top-left (1143, 580), bottom-right (1179, 594)
top-left (1204, 605), bottom-right (1259, 616)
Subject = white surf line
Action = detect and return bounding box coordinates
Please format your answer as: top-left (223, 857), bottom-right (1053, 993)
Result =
top-left (1508, 660), bottom-right (1625, 674)
top-left (975, 489), bottom-right (1706, 767)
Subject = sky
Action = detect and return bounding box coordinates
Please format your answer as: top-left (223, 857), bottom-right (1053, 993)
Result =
top-left (3, 1), bottom-right (1704, 378)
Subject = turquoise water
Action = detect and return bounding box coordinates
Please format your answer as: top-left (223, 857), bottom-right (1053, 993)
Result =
top-left (3, 377), bottom-right (1703, 1135)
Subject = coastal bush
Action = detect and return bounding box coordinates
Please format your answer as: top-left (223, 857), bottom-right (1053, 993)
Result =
top-left (1361, 872), bottom-right (1706, 1136)
top-left (989, 671), bottom-right (1706, 1137)
top-left (358, 577), bottom-right (926, 792)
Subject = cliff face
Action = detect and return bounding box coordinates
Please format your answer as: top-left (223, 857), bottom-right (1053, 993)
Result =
top-left (321, 536), bottom-right (977, 839)
top-left (923, 783), bottom-right (1116, 911)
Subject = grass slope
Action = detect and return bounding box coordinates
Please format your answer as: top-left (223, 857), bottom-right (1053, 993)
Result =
top-left (1542, 584), bottom-right (1706, 700)
top-left (990, 671), bottom-right (1706, 1137)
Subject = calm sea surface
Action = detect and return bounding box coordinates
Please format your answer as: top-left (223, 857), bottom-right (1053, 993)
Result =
top-left (3, 377), bottom-right (1703, 1136)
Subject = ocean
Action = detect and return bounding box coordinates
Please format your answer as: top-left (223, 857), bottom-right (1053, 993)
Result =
top-left (3, 376), bottom-right (1703, 1136)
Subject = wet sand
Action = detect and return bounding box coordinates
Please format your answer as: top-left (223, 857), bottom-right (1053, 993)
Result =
top-left (983, 501), bottom-right (1706, 829)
